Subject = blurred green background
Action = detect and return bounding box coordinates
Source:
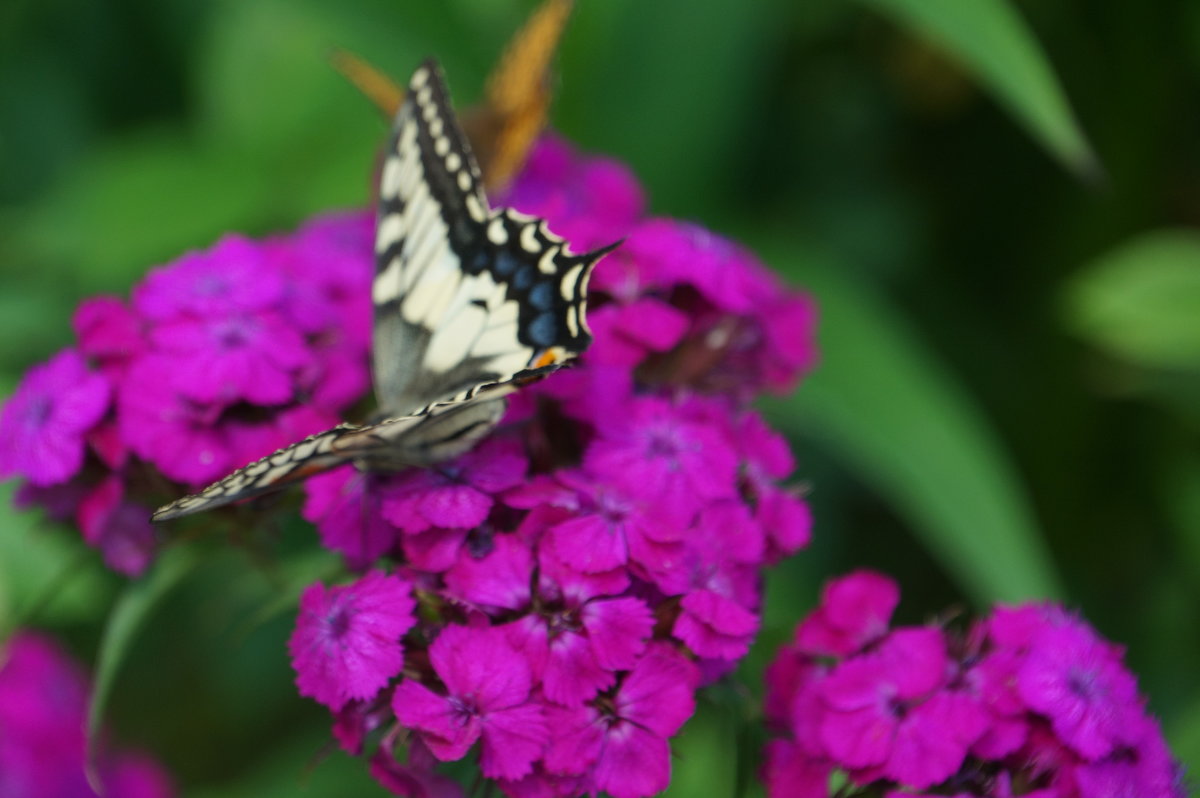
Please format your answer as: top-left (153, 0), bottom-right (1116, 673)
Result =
top-left (1, 0), bottom-right (1199, 795)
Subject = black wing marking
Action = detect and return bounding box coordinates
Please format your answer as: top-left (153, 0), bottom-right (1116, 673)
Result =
top-left (371, 59), bottom-right (614, 416)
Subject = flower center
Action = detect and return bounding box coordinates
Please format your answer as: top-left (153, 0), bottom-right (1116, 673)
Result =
top-left (646, 426), bottom-right (682, 461)
top-left (546, 608), bottom-right (581, 637)
top-left (1067, 666), bottom-right (1100, 701)
top-left (326, 606), bottom-right (352, 639)
top-left (22, 395), bottom-right (53, 428)
top-left (448, 695), bottom-right (479, 724)
top-left (215, 318), bottom-right (256, 349)
top-left (595, 490), bottom-right (630, 525)
top-left (196, 273), bottom-right (230, 297)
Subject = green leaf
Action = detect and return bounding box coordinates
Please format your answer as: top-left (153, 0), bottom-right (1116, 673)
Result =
top-left (762, 244), bottom-right (1063, 605)
top-left (663, 698), bottom-right (739, 798)
top-left (1164, 450), bottom-right (1200, 583)
top-left (857, 0), bottom-right (1098, 178)
top-left (1167, 689), bottom-right (1200, 790)
top-left (87, 544), bottom-right (198, 779)
top-left (0, 485), bottom-right (112, 632)
top-left (1065, 230), bottom-right (1200, 371)
top-left (19, 131), bottom-right (274, 292)
top-left (187, 731), bottom-right (390, 798)
top-left (557, 0), bottom-right (775, 217)
top-left (231, 547), bottom-right (343, 642)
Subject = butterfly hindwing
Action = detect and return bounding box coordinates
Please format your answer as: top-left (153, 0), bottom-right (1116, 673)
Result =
top-left (150, 424), bottom-right (361, 521)
top-left (151, 391), bottom-right (516, 521)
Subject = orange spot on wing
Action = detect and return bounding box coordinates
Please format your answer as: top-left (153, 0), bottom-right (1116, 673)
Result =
top-left (532, 349), bottom-right (561, 369)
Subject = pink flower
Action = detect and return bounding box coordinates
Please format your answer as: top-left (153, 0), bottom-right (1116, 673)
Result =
top-left (289, 571), bottom-right (417, 711)
top-left (507, 469), bottom-right (686, 586)
top-left (369, 743), bottom-right (465, 798)
top-left (1015, 617), bottom-right (1140, 760)
top-left (303, 467), bottom-right (399, 569)
top-left (382, 438), bottom-right (528, 533)
top-left (149, 310), bottom-right (312, 406)
top-left (795, 570), bottom-right (899, 658)
top-left (586, 297), bottom-right (689, 368)
top-left (542, 643), bottom-right (698, 798)
top-left (0, 631), bottom-right (174, 798)
top-left (584, 395), bottom-right (739, 516)
top-left (508, 587), bottom-right (654, 706)
top-left (133, 235), bottom-right (284, 321)
top-left (673, 588), bottom-right (760, 661)
top-left (762, 574), bottom-right (1186, 798)
top-left (392, 625), bottom-right (547, 781)
top-left (443, 531), bottom-right (535, 611)
top-left (0, 349), bottom-right (109, 486)
top-left (820, 624), bottom-right (979, 782)
top-left (736, 411), bottom-right (812, 558)
top-left (76, 475), bottom-right (157, 576)
top-left (500, 135), bottom-right (644, 251)
top-left (116, 356), bottom-right (233, 484)
top-left (74, 296), bottom-right (146, 375)
top-left (761, 740), bottom-right (831, 798)
top-left (273, 212), bottom-right (373, 343)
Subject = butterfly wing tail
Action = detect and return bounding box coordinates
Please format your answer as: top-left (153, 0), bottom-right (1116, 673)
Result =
top-left (150, 424), bottom-right (362, 522)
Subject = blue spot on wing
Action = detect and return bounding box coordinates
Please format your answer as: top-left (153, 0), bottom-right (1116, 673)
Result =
top-left (493, 249), bottom-right (519, 276)
top-left (513, 265), bottom-right (534, 290)
top-left (530, 281), bottom-right (554, 310)
top-left (528, 312), bottom-right (558, 347)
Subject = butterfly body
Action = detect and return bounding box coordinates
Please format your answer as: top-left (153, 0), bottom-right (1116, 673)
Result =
top-left (152, 60), bottom-right (614, 522)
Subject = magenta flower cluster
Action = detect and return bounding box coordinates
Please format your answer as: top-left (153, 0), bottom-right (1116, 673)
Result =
top-left (0, 630), bottom-right (174, 798)
top-left (761, 571), bottom-right (1187, 798)
top-left (285, 135), bottom-right (818, 798)
top-left (0, 215), bottom-right (375, 574)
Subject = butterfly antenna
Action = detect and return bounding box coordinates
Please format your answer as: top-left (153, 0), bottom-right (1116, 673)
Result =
top-left (330, 48), bottom-right (405, 116)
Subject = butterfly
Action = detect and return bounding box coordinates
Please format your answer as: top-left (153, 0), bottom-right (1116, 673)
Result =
top-left (151, 59), bottom-right (615, 522)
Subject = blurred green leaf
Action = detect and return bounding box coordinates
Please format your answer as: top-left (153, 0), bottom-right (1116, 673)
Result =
top-left (1168, 690), bottom-right (1200, 790)
top-left (87, 544), bottom-right (198, 772)
top-left (20, 130), bottom-right (274, 292)
top-left (231, 547), bottom-right (343, 641)
top-left (188, 727), bottom-right (388, 798)
top-left (858, 0), bottom-right (1098, 178)
top-left (1165, 450), bottom-right (1200, 582)
top-left (556, 0), bottom-right (773, 217)
top-left (1065, 230), bottom-right (1200, 371)
top-left (664, 698), bottom-right (739, 798)
top-left (0, 486), bottom-right (112, 631)
top-left (762, 244), bottom-right (1063, 605)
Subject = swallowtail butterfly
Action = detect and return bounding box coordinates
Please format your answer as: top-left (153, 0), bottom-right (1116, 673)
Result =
top-left (152, 59), bottom-right (615, 522)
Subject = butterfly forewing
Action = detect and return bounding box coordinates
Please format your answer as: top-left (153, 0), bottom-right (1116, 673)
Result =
top-left (151, 59), bottom-right (615, 523)
top-left (371, 60), bottom-right (601, 417)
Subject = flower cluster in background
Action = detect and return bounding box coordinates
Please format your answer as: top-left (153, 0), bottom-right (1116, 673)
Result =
top-left (0, 131), bottom-right (817, 797)
top-left (761, 570), bottom-right (1187, 798)
top-left (0, 630), bottom-right (174, 798)
top-left (0, 215), bottom-right (376, 575)
top-left (287, 135), bottom-right (818, 798)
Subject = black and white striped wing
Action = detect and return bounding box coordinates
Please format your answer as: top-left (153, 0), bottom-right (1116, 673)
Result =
top-left (151, 59), bottom-right (617, 523)
top-left (150, 399), bottom-right (506, 522)
top-left (370, 59), bottom-right (613, 417)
